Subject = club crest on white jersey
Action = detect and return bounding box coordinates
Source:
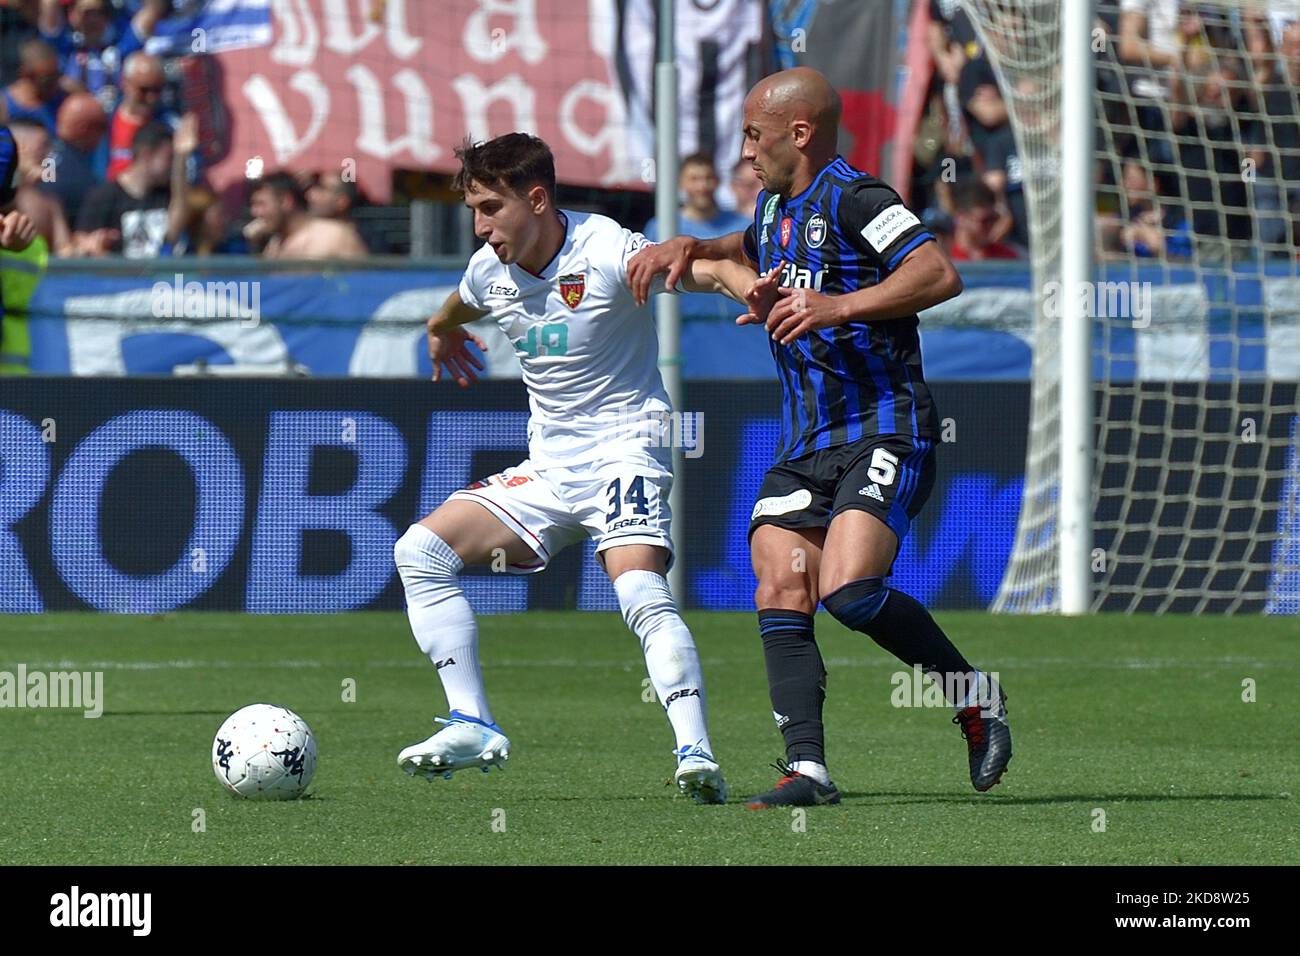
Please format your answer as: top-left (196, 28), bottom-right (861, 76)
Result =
top-left (457, 210), bottom-right (672, 463)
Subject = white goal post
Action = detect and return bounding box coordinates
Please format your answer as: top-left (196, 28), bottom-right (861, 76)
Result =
top-left (959, 0), bottom-right (1298, 614)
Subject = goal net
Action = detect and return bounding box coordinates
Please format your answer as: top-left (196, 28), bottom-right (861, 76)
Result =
top-left (959, 0), bottom-right (1298, 613)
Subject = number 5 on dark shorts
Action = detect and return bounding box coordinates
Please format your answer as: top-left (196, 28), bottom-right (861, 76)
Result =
top-left (748, 435), bottom-right (937, 546)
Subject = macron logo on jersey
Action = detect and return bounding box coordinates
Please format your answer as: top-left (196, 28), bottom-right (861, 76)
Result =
top-left (860, 205), bottom-right (921, 255)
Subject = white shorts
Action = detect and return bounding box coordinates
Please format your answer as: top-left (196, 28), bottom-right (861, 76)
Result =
top-left (447, 447), bottom-right (674, 573)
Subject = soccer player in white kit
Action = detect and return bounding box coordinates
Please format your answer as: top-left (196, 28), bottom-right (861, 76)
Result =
top-left (393, 133), bottom-right (763, 804)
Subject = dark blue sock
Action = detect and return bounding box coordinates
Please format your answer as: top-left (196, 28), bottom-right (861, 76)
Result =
top-left (757, 609), bottom-right (827, 765)
top-left (823, 577), bottom-right (973, 679)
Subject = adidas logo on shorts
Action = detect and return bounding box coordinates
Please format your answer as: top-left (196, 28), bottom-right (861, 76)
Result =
top-left (858, 483), bottom-right (885, 501)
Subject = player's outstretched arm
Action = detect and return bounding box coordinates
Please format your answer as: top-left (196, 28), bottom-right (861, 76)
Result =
top-left (679, 257), bottom-right (755, 301)
top-left (681, 259), bottom-right (781, 327)
top-left (427, 290), bottom-right (490, 388)
top-left (626, 230), bottom-right (749, 306)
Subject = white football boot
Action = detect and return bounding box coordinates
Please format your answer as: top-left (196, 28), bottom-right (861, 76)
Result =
top-left (673, 740), bottom-right (727, 805)
top-left (398, 711), bottom-right (511, 780)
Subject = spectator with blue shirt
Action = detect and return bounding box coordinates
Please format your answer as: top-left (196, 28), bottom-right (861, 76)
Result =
top-left (0, 39), bottom-right (65, 134)
top-left (1098, 156), bottom-right (1191, 260)
top-left (729, 156), bottom-right (761, 222)
top-left (36, 0), bottom-right (168, 108)
top-left (644, 152), bottom-right (750, 241)
top-left (38, 89), bottom-right (107, 224)
top-left (0, 1), bottom-right (41, 88)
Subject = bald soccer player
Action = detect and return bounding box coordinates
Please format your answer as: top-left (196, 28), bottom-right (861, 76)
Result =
top-left (628, 67), bottom-right (1013, 807)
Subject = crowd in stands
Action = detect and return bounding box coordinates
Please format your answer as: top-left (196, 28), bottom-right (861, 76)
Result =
top-left (917, 0), bottom-right (1300, 261)
top-left (8, 0), bottom-right (1296, 265)
top-left (0, 2), bottom-right (784, 262)
top-left (645, 153), bottom-right (755, 241)
top-left (0, 0), bottom-right (380, 259)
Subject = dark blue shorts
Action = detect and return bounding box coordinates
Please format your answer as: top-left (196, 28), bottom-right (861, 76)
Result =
top-left (748, 434), bottom-right (936, 546)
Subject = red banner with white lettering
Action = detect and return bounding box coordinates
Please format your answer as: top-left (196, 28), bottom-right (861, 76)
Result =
top-left (206, 0), bottom-right (653, 203)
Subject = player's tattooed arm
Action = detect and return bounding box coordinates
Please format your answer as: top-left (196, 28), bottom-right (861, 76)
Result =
top-left (626, 230), bottom-right (750, 306)
top-left (426, 290), bottom-right (489, 388)
top-left (764, 243), bottom-right (961, 346)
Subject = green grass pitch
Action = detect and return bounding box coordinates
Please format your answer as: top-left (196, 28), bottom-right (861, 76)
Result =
top-left (0, 612), bottom-right (1295, 865)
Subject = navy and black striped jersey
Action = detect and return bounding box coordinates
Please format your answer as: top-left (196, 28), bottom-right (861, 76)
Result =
top-left (742, 156), bottom-right (941, 463)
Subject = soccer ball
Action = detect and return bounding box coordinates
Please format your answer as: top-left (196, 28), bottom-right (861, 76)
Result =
top-left (212, 703), bottom-right (317, 800)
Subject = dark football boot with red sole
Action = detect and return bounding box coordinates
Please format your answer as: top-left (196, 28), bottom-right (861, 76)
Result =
top-left (745, 760), bottom-right (841, 809)
top-left (954, 688), bottom-right (1012, 791)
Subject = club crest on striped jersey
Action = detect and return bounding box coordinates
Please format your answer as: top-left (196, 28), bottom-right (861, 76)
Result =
top-left (805, 214), bottom-right (827, 248)
top-left (779, 217), bottom-right (793, 248)
top-left (558, 273), bottom-right (586, 309)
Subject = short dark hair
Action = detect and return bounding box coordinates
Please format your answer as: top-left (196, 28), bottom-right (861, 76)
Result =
top-left (680, 151), bottom-right (716, 174)
top-left (251, 171), bottom-right (307, 210)
top-left (131, 121), bottom-right (172, 156)
top-left (452, 133), bottom-right (555, 200)
top-left (19, 38), bottom-right (58, 69)
top-left (952, 179), bottom-right (997, 212)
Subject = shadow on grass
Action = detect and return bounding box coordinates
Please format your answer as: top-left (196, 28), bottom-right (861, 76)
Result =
top-left (12, 709), bottom-right (239, 718)
top-left (100, 710), bottom-right (236, 718)
top-left (499, 785), bottom-right (1293, 807)
top-left (837, 791), bottom-right (1291, 806)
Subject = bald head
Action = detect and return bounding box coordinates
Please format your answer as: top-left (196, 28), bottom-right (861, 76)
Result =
top-left (57, 92), bottom-right (109, 152)
top-left (124, 52), bottom-right (165, 86)
top-left (121, 53), bottom-right (166, 115)
top-left (740, 67), bottom-right (841, 197)
top-left (747, 68), bottom-right (840, 146)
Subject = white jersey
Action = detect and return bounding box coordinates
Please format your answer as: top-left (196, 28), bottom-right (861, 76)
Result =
top-left (457, 210), bottom-right (671, 465)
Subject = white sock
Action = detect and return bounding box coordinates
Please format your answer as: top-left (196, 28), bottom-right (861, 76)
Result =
top-left (394, 524), bottom-right (494, 725)
top-left (791, 760), bottom-right (831, 785)
top-left (613, 569), bottom-right (713, 755)
top-left (952, 669), bottom-right (987, 713)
